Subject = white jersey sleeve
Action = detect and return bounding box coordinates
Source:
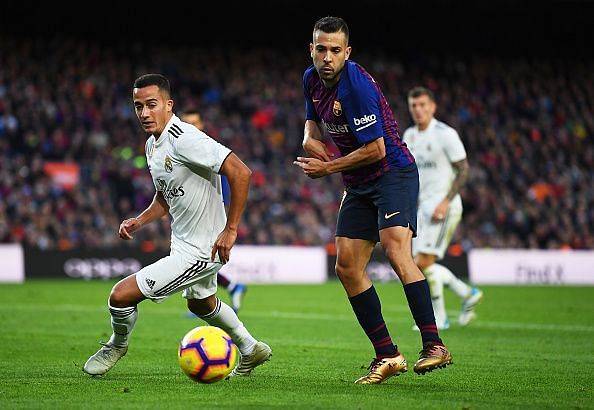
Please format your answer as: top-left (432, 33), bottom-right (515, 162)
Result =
top-left (442, 127), bottom-right (466, 164)
top-left (175, 129), bottom-right (231, 173)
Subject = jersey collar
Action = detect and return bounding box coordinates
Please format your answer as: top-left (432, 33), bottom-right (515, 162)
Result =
top-left (154, 114), bottom-right (178, 146)
top-left (417, 117), bottom-right (437, 133)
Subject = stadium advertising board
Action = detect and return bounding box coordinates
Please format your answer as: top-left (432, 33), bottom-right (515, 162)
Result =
top-left (468, 249), bottom-right (594, 285)
top-left (219, 246), bottom-right (327, 284)
top-left (0, 244), bottom-right (25, 283)
top-left (24, 245), bottom-right (327, 283)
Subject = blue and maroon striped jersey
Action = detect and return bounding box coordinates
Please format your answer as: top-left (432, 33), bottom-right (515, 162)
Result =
top-left (303, 60), bottom-right (415, 186)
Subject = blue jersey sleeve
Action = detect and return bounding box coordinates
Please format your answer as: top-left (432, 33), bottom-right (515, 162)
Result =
top-left (342, 65), bottom-right (384, 144)
top-left (303, 67), bottom-right (320, 122)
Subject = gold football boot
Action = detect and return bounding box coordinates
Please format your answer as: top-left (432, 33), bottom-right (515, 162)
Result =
top-left (354, 354), bottom-right (408, 384)
top-left (413, 342), bottom-right (453, 374)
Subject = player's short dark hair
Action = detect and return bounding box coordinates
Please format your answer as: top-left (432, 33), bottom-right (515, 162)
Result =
top-left (313, 16), bottom-right (349, 42)
top-left (408, 86), bottom-right (435, 101)
top-left (133, 73), bottom-right (171, 96)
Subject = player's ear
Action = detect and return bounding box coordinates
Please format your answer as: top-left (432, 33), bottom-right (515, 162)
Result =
top-left (167, 99), bottom-right (174, 113)
top-left (309, 43), bottom-right (314, 58)
top-left (345, 46), bottom-right (352, 60)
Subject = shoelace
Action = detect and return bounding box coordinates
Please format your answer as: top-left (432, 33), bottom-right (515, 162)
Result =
top-left (365, 358), bottom-right (384, 372)
top-left (418, 344), bottom-right (440, 358)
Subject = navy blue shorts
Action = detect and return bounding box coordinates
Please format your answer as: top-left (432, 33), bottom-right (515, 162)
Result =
top-left (335, 164), bottom-right (419, 242)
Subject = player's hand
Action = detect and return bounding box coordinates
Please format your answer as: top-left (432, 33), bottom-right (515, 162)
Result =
top-left (432, 199), bottom-right (450, 221)
top-left (211, 227), bottom-right (237, 264)
top-left (119, 218), bottom-right (140, 240)
top-left (293, 157), bottom-right (330, 179)
top-left (303, 139), bottom-right (334, 162)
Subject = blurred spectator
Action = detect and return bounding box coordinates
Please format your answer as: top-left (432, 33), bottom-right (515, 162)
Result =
top-left (0, 35), bottom-right (592, 250)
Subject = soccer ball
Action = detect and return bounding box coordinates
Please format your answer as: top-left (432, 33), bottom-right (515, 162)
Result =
top-left (178, 325), bottom-right (238, 383)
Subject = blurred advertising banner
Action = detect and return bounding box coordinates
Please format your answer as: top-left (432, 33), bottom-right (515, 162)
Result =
top-left (327, 245), bottom-right (468, 283)
top-left (0, 244), bottom-right (25, 283)
top-left (468, 249), bottom-right (594, 285)
top-left (43, 162), bottom-right (80, 191)
top-left (219, 246), bottom-right (327, 284)
top-left (24, 247), bottom-right (167, 280)
top-left (23, 246), bottom-right (327, 283)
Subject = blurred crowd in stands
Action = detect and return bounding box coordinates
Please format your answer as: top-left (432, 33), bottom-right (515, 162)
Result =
top-left (0, 36), bottom-right (592, 252)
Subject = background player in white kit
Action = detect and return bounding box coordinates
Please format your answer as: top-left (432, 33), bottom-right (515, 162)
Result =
top-left (83, 73), bottom-right (271, 377)
top-left (402, 87), bottom-right (483, 329)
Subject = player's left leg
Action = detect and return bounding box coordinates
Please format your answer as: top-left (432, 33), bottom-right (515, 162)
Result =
top-left (186, 272), bottom-right (270, 377)
top-left (416, 253), bottom-right (449, 329)
top-left (380, 226), bottom-right (452, 375)
top-left (376, 166), bottom-right (451, 375)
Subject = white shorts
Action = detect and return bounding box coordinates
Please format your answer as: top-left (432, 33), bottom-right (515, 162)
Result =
top-left (413, 209), bottom-right (462, 260)
top-left (135, 251), bottom-right (223, 303)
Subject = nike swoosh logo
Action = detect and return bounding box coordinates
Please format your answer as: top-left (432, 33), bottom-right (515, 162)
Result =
top-left (384, 211), bottom-right (400, 219)
top-left (312, 99), bottom-right (321, 103)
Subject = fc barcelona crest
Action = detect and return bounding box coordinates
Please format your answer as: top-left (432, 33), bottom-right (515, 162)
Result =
top-left (164, 156), bottom-right (173, 173)
top-left (333, 101), bottom-right (342, 116)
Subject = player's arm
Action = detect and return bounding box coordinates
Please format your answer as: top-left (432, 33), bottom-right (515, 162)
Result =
top-left (119, 191), bottom-right (169, 240)
top-left (303, 120), bottom-right (333, 161)
top-left (432, 158), bottom-right (469, 220)
top-left (294, 137), bottom-right (385, 178)
top-left (211, 152), bottom-right (252, 263)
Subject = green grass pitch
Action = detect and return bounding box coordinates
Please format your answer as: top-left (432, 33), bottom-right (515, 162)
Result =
top-left (1, 279), bottom-right (592, 409)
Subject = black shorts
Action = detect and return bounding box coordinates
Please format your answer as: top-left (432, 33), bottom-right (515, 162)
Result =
top-left (335, 164), bottom-right (419, 242)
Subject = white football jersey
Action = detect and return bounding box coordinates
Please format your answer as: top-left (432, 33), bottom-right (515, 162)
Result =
top-left (402, 118), bottom-right (466, 214)
top-left (145, 114), bottom-right (231, 261)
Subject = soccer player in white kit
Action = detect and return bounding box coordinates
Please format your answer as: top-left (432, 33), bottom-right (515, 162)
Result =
top-left (402, 87), bottom-right (483, 329)
top-left (83, 74), bottom-right (271, 377)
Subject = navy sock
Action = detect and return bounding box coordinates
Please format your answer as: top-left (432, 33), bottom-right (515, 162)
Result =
top-left (348, 286), bottom-right (398, 358)
top-left (404, 280), bottom-right (443, 345)
top-left (217, 273), bottom-right (231, 289)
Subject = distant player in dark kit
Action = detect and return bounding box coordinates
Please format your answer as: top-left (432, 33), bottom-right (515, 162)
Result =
top-left (294, 16), bottom-right (452, 384)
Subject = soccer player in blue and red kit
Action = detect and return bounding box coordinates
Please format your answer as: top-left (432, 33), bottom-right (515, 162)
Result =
top-left (294, 16), bottom-right (452, 384)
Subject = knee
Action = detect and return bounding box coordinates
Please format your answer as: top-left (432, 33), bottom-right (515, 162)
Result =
top-left (335, 260), bottom-right (357, 281)
top-left (109, 287), bottom-right (130, 308)
top-left (187, 297), bottom-right (216, 316)
top-left (416, 254), bottom-right (436, 271)
top-left (109, 279), bottom-right (142, 308)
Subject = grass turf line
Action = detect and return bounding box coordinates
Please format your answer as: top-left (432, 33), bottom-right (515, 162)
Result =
top-left (0, 280), bottom-right (592, 409)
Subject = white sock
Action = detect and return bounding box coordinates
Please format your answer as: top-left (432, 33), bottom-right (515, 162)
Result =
top-left (431, 263), bottom-right (472, 300)
top-left (227, 281), bottom-right (237, 293)
top-left (423, 267), bottom-right (448, 325)
top-left (107, 304), bottom-right (138, 347)
top-left (199, 297), bottom-right (256, 355)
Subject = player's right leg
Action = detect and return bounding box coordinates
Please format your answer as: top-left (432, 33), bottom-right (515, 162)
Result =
top-left (336, 237), bottom-right (407, 384)
top-left (83, 274), bottom-right (146, 375)
top-left (336, 188), bottom-right (407, 384)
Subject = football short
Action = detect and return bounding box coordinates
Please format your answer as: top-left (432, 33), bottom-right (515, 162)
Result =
top-left (413, 208), bottom-right (462, 259)
top-left (335, 164), bottom-right (419, 243)
top-left (135, 250), bottom-right (222, 303)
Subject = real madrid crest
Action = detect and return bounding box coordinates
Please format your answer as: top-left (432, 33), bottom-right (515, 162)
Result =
top-left (164, 156), bottom-right (173, 173)
top-left (333, 101), bottom-right (342, 116)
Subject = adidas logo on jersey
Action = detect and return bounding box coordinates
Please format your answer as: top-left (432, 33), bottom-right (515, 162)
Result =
top-left (145, 279), bottom-right (156, 289)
